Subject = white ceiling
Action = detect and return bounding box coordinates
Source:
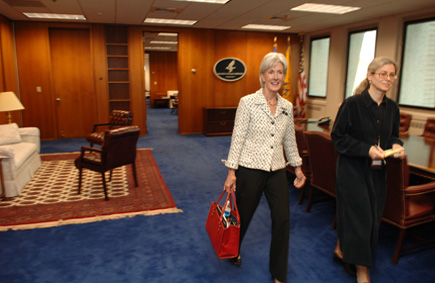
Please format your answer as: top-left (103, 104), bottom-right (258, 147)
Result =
top-left (1, 0), bottom-right (434, 34)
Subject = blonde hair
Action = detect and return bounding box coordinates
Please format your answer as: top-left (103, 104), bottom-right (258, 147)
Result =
top-left (353, 57), bottom-right (398, 95)
top-left (259, 52), bottom-right (287, 88)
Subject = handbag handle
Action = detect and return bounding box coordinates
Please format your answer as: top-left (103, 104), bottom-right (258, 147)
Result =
top-left (216, 189), bottom-right (240, 224)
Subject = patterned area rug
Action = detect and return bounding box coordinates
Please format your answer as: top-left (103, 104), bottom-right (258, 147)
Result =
top-left (0, 149), bottom-right (182, 231)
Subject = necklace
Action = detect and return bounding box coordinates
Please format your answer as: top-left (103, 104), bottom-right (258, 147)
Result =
top-left (267, 98), bottom-right (277, 107)
top-left (264, 92), bottom-right (277, 106)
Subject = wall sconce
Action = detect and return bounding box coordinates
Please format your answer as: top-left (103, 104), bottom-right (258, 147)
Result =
top-left (0, 91), bottom-right (25, 124)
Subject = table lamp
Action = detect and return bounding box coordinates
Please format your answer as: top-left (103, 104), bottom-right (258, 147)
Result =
top-left (0, 91), bottom-right (25, 124)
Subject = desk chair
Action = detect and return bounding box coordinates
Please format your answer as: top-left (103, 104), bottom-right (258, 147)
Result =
top-left (170, 95), bottom-right (178, 115)
top-left (86, 110), bottom-right (133, 147)
top-left (383, 156), bottom-right (435, 264)
top-left (399, 113), bottom-right (412, 134)
top-left (286, 125), bottom-right (312, 205)
top-left (75, 126), bottom-right (140, 200)
top-left (422, 117), bottom-right (435, 139)
top-left (304, 131), bottom-right (338, 215)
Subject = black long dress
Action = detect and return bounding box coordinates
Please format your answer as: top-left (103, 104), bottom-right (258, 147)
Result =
top-left (331, 89), bottom-right (403, 267)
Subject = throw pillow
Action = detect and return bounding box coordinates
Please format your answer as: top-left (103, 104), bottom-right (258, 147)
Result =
top-left (0, 123), bottom-right (22, 145)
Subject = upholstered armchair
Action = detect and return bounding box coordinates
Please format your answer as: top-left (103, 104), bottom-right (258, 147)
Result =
top-left (383, 156), bottom-right (435, 265)
top-left (422, 117), bottom-right (435, 139)
top-left (286, 125), bottom-right (312, 205)
top-left (75, 126), bottom-right (140, 201)
top-left (0, 123), bottom-right (41, 198)
top-left (399, 113), bottom-right (412, 135)
top-left (304, 131), bottom-right (338, 213)
top-left (86, 110), bottom-right (133, 147)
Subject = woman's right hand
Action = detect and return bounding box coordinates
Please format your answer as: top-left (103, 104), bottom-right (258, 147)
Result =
top-left (224, 169), bottom-right (236, 192)
top-left (369, 145), bottom-right (385, 160)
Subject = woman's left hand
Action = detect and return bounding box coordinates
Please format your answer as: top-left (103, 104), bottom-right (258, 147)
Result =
top-left (294, 166), bottom-right (306, 189)
top-left (392, 143), bottom-right (405, 157)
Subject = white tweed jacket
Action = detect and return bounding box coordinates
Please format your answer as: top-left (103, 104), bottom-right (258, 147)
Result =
top-left (222, 89), bottom-right (302, 172)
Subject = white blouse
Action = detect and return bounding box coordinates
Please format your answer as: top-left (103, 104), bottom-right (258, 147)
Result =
top-left (222, 89), bottom-right (302, 172)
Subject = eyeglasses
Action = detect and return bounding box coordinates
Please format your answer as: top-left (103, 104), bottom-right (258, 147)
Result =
top-left (375, 72), bottom-right (398, 80)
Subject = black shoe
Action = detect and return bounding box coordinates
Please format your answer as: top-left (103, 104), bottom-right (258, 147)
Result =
top-left (229, 255), bottom-right (241, 267)
top-left (333, 253), bottom-right (356, 276)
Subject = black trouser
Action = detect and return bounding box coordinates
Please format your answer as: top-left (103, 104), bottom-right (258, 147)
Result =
top-left (235, 166), bottom-right (290, 282)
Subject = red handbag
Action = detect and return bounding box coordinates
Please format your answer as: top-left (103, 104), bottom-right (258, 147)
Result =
top-left (205, 189), bottom-right (240, 259)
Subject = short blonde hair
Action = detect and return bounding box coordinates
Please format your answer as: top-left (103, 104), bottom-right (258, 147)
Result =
top-left (259, 52), bottom-right (287, 88)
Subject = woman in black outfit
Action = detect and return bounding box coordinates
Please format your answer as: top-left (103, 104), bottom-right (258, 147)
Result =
top-left (331, 57), bottom-right (404, 283)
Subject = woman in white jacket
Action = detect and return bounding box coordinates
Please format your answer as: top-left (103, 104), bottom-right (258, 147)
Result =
top-left (223, 52), bottom-right (306, 283)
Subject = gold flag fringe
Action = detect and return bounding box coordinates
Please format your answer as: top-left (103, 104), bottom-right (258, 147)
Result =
top-left (0, 207), bottom-right (183, 232)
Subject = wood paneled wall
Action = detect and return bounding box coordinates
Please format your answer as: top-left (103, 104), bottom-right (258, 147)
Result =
top-left (14, 23), bottom-right (56, 136)
top-left (91, 24), bottom-right (111, 125)
top-left (14, 22), bottom-right (100, 139)
top-left (0, 16), bottom-right (20, 125)
top-left (5, 20), bottom-right (299, 137)
top-left (12, 22), bottom-right (147, 139)
top-left (149, 51), bottom-right (178, 106)
top-left (177, 29), bottom-right (299, 134)
top-left (128, 26), bottom-right (147, 133)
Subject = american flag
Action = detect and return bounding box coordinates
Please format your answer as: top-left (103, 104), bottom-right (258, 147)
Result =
top-left (282, 36), bottom-right (293, 103)
top-left (273, 36), bottom-right (277, 52)
top-left (296, 34), bottom-right (307, 118)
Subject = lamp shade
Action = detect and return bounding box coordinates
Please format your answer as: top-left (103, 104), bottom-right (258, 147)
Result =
top-left (0, 91), bottom-right (25, 112)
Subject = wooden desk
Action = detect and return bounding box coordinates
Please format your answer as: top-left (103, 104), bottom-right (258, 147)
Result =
top-left (295, 119), bottom-right (331, 134)
top-left (153, 98), bottom-right (169, 108)
top-left (203, 107), bottom-right (237, 136)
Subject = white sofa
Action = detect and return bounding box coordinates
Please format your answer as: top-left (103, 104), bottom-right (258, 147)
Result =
top-left (0, 123), bottom-right (41, 198)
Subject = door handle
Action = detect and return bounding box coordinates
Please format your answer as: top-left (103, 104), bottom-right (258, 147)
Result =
top-left (56, 98), bottom-right (61, 101)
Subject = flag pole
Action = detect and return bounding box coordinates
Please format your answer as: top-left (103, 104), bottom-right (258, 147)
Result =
top-left (273, 36), bottom-right (277, 52)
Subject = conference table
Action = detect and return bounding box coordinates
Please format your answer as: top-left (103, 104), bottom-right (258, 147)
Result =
top-left (400, 134), bottom-right (435, 180)
top-left (296, 119), bottom-right (435, 180)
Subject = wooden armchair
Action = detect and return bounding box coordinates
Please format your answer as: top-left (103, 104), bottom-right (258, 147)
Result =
top-left (286, 125), bottom-right (312, 205)
top-left (75, 126), bottom-right (140, 200)
top-left (86, 110), bottom-right (133, 146)
top-left (399, 113), bottom-right (412, 134)
top-left (382, 156), bottom-right (435, 264)
top-left (304, 131), bottom-right (338, 213)
top-left (422, 117), bottom-right (435, 139)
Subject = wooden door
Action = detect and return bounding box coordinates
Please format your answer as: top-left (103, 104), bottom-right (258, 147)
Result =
top-left (49, 28), bottom-right (96, 138)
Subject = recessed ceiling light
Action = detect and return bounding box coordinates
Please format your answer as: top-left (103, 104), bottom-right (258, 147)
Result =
top-left (291, 3), bottom-right (361, 14)
top-left (23, 13), bottom-right (86, 20)
top-left (144, 18), bottom-right (197, 26)
top-left (242, 24), bottom-right (291, 31)
top-left (158, 32), bottom-right (178, 37)
top-left (171, 0), bottom-right (229, 3)
top-left (145, 46), bottom-right (173, 50)
top-left (150, 41), bottom-right (178, 44)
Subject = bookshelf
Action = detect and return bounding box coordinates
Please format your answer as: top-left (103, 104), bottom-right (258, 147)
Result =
top-left (105, 26), bottom-right (130, 112)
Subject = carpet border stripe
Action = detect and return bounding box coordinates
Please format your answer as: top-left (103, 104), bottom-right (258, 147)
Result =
top-left (0, 207), bottom-right (183, 231)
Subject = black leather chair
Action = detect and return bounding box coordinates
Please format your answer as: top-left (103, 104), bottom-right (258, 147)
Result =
top-left (86, 110), bottom-right (133, 146)
top-left (75, 126), bottom-right (140, 200)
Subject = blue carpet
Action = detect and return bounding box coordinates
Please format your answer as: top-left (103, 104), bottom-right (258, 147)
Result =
top-left (0, 107), bottom-right (434, 282)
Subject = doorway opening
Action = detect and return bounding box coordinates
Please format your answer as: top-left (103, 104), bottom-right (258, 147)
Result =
top-left (143, 31), bottom-right (179, 115)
